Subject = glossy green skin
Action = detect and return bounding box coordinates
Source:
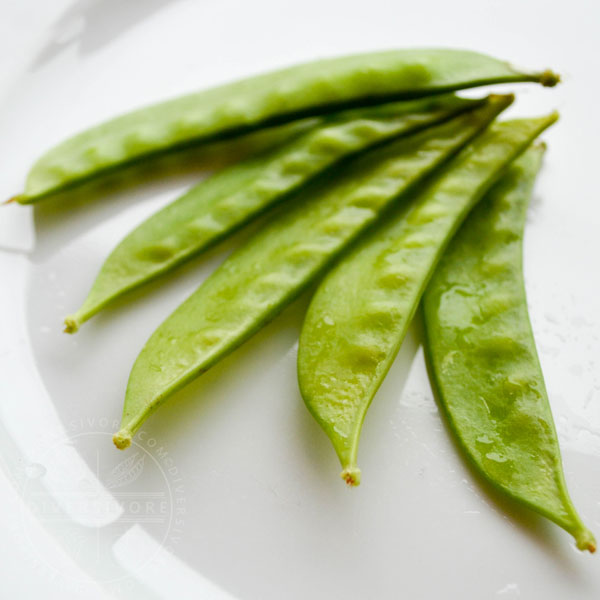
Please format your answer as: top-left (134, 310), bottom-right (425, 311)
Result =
top-left (113, 97), bottom-right (512, 449)
top-left (64, 96), bottom-right (483, 332)
top-left (422, 147), bottom-right (595, 552)
top-left (18, 49), bottom-right (558, 203)
top-left (297, 115), bottom-right (557, 487)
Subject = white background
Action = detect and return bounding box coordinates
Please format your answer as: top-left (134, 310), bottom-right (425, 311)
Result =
top-left (1, 1), bottom-right (599, 598)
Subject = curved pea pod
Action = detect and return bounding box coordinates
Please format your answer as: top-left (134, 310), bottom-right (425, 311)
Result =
top-left (112, 95), bottom-right (512, 450)
top-left (15, 49), bottom-right (559, 203)
top-left (64, 95), bottom-right (484, 332)
top-left (297, 114), bottom-right (557, 487)
top-left (422, 147), bottom-right (595, 552)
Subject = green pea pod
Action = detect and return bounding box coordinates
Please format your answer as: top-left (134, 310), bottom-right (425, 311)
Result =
top-left (422, 147), bottom-right (595, 552)
top-left (65, 95), bottom-right (484, 332)
top-left (113, 95), bottom-right (512, 450)
top-left (15, 49), bottom-right (558, 203)
top-left (297, 115), bottom-right (557, 487)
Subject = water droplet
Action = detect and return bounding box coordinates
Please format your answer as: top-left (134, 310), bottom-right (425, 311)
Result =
top-left (486, 452), bottom-right (508, 463)
top-left (479, 396), bottom-right (491, 415)
top-left (476, 434), bottom-right (493, 444)
top-left (323, 316), bottom-right (334, 326)
top-left (332, 425), bottom-right (347, 439)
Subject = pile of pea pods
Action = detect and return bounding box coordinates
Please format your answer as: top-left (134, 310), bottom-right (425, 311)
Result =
top-left (11, 48), bottom-right (595, 552)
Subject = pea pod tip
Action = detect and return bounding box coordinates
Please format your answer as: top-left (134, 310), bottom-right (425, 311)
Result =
top-left (539, 69), bottom-right (561, 87)
top-left (113, 429), bottom-right (132, 450)
top-left (574, 528), bottom-right (596, 553)
top-left (63, 316), bottom-right (80, 334)
top-left (3, 195), bottom-right (19, 205)
top-left (341, 466), bottom-right (361, 487)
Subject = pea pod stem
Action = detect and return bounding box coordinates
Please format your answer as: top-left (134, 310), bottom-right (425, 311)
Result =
top-left (64, 95), bottom-right (484, 332)
top-left (15, 49), bottom-right (558, 203)
top-left (297, 114), bottom-right (557, 486)
top-left (422, 146), bottom-right (595, 552)
top-left (113, 96), bottom-right (512, 449)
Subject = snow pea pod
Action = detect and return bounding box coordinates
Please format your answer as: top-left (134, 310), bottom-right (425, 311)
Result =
top-left (113, 96), bottom-right (511, 449)
top-left (297, 114), bottom-right (556, 486)
top-left (15, 49), bottom-right (558, 203)
top-left (65, 95), bottom-right (482, 332)
top-left (422, 147), bottom-right (595, 552)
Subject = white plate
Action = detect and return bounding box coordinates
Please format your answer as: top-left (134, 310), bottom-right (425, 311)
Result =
top-left (1, 1), bottom-right (599, 598)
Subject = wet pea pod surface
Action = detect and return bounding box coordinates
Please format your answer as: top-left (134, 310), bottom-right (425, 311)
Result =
top-left (114, 97), bottom-right (510, 449)
top-left (422, 147), bottom-right (595, 551)
top-left (298, 115), bottom-right (556, 487)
